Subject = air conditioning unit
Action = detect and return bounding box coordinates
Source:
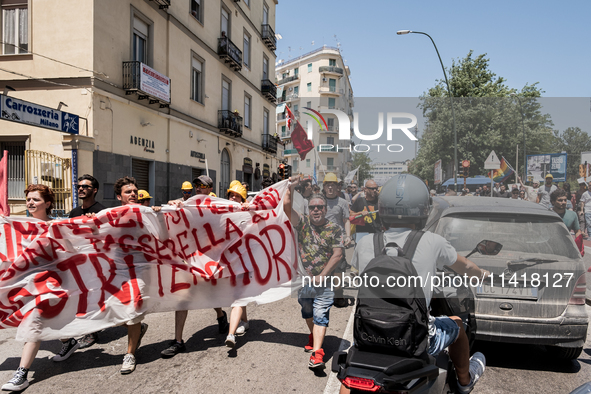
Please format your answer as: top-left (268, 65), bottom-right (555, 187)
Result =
top-left (322, 78), bottom-right (327, 82)
top-left (288, 87), bottom-right (293, 91)
top-left (287, 103), bottom-right (291, 107)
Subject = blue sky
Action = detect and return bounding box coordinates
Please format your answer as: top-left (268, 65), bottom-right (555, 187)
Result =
top-left (275, 1), bottom-right (591, 163)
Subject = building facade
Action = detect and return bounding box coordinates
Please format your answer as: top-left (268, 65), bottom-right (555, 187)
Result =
top-left (275, 46), bottom-right (354, 182)
top-left (0, 0), bottom-right (279, 214)
top-left (369, 160), bottom-right (410, 186)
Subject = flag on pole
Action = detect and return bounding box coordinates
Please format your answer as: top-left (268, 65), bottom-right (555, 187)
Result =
top-left (488, 156), bottom-right (515, 182)
top-left (313, 162), bottom-right (317, 184)
top-left (344, 166), bottom-right (360, 184)
top-left (0, 150), bottom-right (9, 216)
top-left (289, 114), bottom-right (314, 160)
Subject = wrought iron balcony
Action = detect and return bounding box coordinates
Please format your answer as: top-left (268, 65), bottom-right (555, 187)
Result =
top-left (261, 79), bottom-right (277, 102)
top-left (276, 75), bottom-right (299, 85)
top-left (321, 125), bottom-right (338, 133)
top-left (261, 24), bottom-right (276, 51)
top-left (283, 149), bottom-right (298, 156)
top-left (122, 61), bottom-right (170, 107)
top-left (218, 36), bottom-right (242, 71)
top-left (218, 110), bottom-right (243, 137)
top-left (278, 93), bottom-right (299, 103)
top-left (319, 66), bottom-right (344, 75)
top-left (149, 0), bottom-right (170, 9)
top-left (262, 134), bottom-right (278, 153)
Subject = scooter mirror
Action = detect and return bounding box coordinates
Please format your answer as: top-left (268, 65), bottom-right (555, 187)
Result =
top-left (465, 240), bottom-right (503, 259)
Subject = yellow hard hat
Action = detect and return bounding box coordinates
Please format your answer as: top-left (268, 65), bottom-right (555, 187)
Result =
top-left (181, 181), bottom-right (193, 190)
top-left (209, 192), bottom-right (217, 197)
top-left (227, 181), bottom-right (247, 201)
top-left (138, 190), bottom-right (152, 200)
top-left (323, 172), bottom-right (339, 183)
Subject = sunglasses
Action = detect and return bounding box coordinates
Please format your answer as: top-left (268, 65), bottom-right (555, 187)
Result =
top-left (309, 205), bottom-right (325, 211)
top-left (77, 185), bottom-right (93, 190)
top-left (196, 184), bottom-right (210, 189)
top-left (366, 187), bottom-right (379, 191)
top-left (182, 190), bottom-right (192, 194)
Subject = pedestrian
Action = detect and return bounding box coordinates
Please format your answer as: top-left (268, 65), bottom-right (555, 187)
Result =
top-left (112, 177), bottom-right (149, 374)
top-left (137, 190), bottom-right (152, 206)
top-left (346, 174), bottom-right (487, 394)
top-left (551, 189), bottom-right (581, 238)
top-left (181, 181), bottom-right (193, 200)
top-left (225, 181), bottom-right (253, 349)
top-left (579, 181), bottom-right (591, 241)
top-left (284, 181), bottom-right (344, 369)
top-left (350, 180), bottom-right (382, 244)
top-left (312, 184), bottom-right (320, 194)
top-left (162, 175), bottom-right (229, 358)
top-left (575, 179), bottom-right (587, 238)
top-left (493, 184), bottom-right (510, 198)
top-left (536, 174), bottom-right (557, 209)
top-left (2, 185), bottom-right (81, 391)
top-left (509, 189), bottom-right (521, 199)
top-left (562, 182), bottom-right (573, 210)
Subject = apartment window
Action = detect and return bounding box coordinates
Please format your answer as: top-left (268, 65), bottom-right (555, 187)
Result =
top-left (243, 31), bottom-right (251, 68)
top-left (190, 0), bottom-right (202, 23)
top-left (327, 118), bottom-right (334, 130)
top-left (328, 97), bottom-right (335, 109)
top-left (329, 78), bottom-right (336, 92)
top-left (327, 158), bottom-right (334, 167)
top-left (244, 0), bottom-right (250, 7)
top-left (244, 94), bottom-right (251, 129)
top-left (263, 109), bottom-right (269, 135)
top-left (307, 82), bottom-right (311, 92)
top-left (307, 63), bottom-right (312, 73)
top-left (281, 125), bottom-right (286, 134)
top-left (222, 79), bottom-right (231, 111)
top-left (263, 3), bottom-right (269, 25)
top-left (191, 55), bottom-right (204, 103)
top-left (221, 7), bottom-right (230, 36)
top-left (329, 59), bottom-right (336, 66)
top-left (306, 159), bottom-right (310, 168)
top-left (294, 67), bottom-right (299, 75)
top-left (263, 55), bottom-right (269, 79)
top-left (282, 72), bottom-right (288, 79)
top-left (293, 104), bottom-right (298, 112)
top-left (306, 101), bottom-right (311, 108)
top-left (133, 15), bottom-right (149, 64)
top-left (327, 136), bottom-right (335, 145)
top-left (2, 0), bottom-right (28, 54)
top-left (294, 86), bottom-right (299, 95)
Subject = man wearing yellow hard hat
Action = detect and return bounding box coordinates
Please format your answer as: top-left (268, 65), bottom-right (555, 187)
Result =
top-left (137, 190), bottom-right (153, 206)
top-left (181, 181), bottom-right (193, 201)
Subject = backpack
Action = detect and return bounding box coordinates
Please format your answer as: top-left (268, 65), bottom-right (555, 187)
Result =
top-left (353, 230), bottom-right (430, 359)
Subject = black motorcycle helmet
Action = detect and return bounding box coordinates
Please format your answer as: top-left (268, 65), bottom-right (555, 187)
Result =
top-left (378, 174), bottom-right (431, 229)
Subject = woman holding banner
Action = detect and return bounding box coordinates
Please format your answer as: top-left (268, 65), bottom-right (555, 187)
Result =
top-left (2, 185), bottom-right (79, 391)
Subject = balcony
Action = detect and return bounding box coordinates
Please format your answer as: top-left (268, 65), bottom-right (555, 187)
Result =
top-left (319, 66), bottom-right (344, 76)
top-left (261, 24), bottom-right (277, 51)
top-left (278, 93), bottom-right (299, 103)
top-left (261, 79), bottom-right (277, 102)
top-left (262, 134), bottom-right (278, 154)
top-left (218, 110), bottom-right (243, 137)
top-left (149, 0), bottom-right (170, 9)
top-left (317, 145), bottom-right (338, 152)
top-left (318, 86), bottom-right (342, 96)
top-left (123, 61), bottom-right (170, 108)
top-left (321, 125), bottom-right (338, 134)
top-left (277, 112), bottom-right (287, 121)
top-left (277, 75), bottom-right (299, 85)
top-left (280, 131), bottom-right (291, 140)
top-left (283, 149), bottom-right (299, 156)
top-left (218, 36), bottom-right (242, 71)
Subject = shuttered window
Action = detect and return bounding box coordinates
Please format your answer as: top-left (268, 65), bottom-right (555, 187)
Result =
top-left (0, 141), bottom-right (25, 199)
top-left (132, 158), bottom-right (149, 191)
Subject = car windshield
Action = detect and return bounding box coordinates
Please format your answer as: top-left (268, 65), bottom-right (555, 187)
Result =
top-left (436, 214), bottom-right (580, 260)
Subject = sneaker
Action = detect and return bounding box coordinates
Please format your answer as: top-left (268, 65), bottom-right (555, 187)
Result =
top-left (225, 334), bottom-right (236, 348)
top-left (161, 340), bottom-right (186, 358)
top-left (52, 338), bottom-right (80, 362)
top-left (78, 332), bottom-right (98, 349)
top-left (304, 334), bottom-right (314, 353)
top-left (2, 367), bottom-right (29, 391)
top-left (135, 323), bottom-right (149, 351)
top-left (457, 352), bottom-right (486, 394)
top-left (308, 348), bottom-right (325, 369)
top-left (235, 321), bottom-right (249, 335)
top-left (217, 311), bottom-right (229, 334)
top-left (120, 353), bottom-right (136, 375)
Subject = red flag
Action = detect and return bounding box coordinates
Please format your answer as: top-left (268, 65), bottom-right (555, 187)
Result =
top-left (0, 150), bottom-right (9, 216)
top-left (291, 120), bottom-right (314, 161)
top-left (285, 105), bottom-right (293, 129)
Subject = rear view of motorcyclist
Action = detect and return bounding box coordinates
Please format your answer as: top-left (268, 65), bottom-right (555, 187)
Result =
top-left (344, 174), bottom-right (488, 394)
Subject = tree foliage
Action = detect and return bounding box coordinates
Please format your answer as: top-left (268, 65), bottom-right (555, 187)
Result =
top-left (351, 151), bottom-right (373, 185)
top-left (554, 127), bottom-right (591, 182)
top-left (410, 51), bottom-right (556, 186)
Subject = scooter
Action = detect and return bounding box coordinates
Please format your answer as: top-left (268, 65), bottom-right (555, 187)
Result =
top-left (332, 240), bottom-right (502, 394)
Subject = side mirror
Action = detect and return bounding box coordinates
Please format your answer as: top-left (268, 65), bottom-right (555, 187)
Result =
top-left (466, 240), bottom-right (503, 258)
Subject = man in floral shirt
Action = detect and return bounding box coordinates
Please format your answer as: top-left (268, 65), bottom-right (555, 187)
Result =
top-left (284, 179), bottom-right (344, 370)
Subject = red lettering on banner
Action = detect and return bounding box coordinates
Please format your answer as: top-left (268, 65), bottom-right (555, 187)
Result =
top-left (2, 224), bottom-right (14, 262)
top-left (228, 239), bottom-right (252, 285)
top-left (225, 218), bottom-right (243, 240)
top-left (175, 231), bottom-right (190, 260)
top-left (210, 203), bottom-right (228, 215)
top-left (104, 206), bottom-right (144, 229)
top-left (89, 253), bottom-right (133, 311)
top-left (218, 252), bottom-right (237, 286)
top-left (259, 225), bottom-right (291, 281)
top-left (203, 261), bottom-right (222, 285)
top-left (204, 224), bottom-right (224, 248)
top-left (33, 270), bottom-right (68, 319)
top-left (102, 234), bottom-right (116, 252)
top-left (194, 198), bottom-right (208, 217)
top-left (0, 286), bottom-right (33, 327)
top-left (143, 254), bottom-right (164, 297)
top-left (244, 234), bottom-right (273, 285)
top-left (124, 255), bottom-right (143, 308)
top-left (21, 237), bottom-right (64, 268)
top-left (13, 221), bottom-right (45, 257)
top-left (171, 264), bottom-right (191, 292)
top-left (252, 212), bottom-right (270, 224)
top-left (138, 234), bottom-right (156, 254)
top-left (119, 234), bottom-right (141, 253)
top-left (56, 255), bottom-right (89, 316)
top-left (49, 223), bottom-right (64, 239)
top-left (190, 228), bottom-right (208, 255)
top-left (164, 210), bottom-right (190, 231)
top-left (155, 238), bottom-right (173, 260)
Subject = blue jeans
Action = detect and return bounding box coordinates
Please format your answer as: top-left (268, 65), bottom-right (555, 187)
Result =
top-left (585, 212), bottom-right (591, 236)
top-left (298, 284), bottom-right (334, 327)
top-left (428, 316), bottom-right (460, 356)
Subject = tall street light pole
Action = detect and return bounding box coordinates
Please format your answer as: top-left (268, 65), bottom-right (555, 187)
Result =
top-left (397, 30), bottom-right (458, 191)
top-left (511, 93), bottom-right (527, 182)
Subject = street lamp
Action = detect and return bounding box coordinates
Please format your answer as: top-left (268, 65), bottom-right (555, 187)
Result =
top-left (511, 93), bottom-right (527, 182)
top-left (397, 30), bottom-right (458, 191)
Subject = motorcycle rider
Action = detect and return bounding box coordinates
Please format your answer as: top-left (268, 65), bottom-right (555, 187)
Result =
top-left (344, 174), bottom-right (487, 394)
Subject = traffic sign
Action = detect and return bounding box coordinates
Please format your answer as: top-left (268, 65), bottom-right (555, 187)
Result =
top-left (484, 151), bottom-right (500, 170)
top-left (462, 160), bottom-right (470, 168)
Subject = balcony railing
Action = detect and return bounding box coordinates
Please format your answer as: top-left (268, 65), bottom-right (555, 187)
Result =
top-left (261, 24), bottom-right (277, 51)
top-left (218, 36), bottom-right (242, 71)
top-left (277, 75), bottom-right (299, 85)
top-left (149, 0), bottom-right (170, 9)
top-left (322, 125), bottom-right (338, 133)
top-left (262, 134), bottom-right (278, 153)
top-left (283, 149), bottom-right (299, 156)
top-left (278, 93), bottom-right (299, 103)
top-left (280, 131), bottom-right (291, 139)
top-left (261, 79), bottom-right (277, 102)
top-left (218, 110), bottom-right (243, 137)
top-left (317, 145), bottom-right (338, 152)
top-left (319, 66), bottom-right (344, 75)
top-left (122, 61), bottom-right (170, 107)
top-left (277, 112), bottom-right (287, 121)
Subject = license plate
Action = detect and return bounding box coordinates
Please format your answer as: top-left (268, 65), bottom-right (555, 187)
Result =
top-left (476, 284), bottom-right (538, 300)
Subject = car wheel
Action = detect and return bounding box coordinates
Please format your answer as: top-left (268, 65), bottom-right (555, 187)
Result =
top-left (546, 345), bottom-right (583, 361)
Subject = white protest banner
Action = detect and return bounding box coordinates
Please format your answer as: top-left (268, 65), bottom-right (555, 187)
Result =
top-left (344, 166), bottom-right (360, 184)
top-left (0, 181), bottom-right (296, 341)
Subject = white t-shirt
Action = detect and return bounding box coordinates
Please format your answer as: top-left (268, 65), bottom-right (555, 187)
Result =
top-left (351, 227), bottom-right (458, 306)
top-left (580, 191), bottom-right (591, 211)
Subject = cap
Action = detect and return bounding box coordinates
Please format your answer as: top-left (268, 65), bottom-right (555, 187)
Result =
top-left (578, 177), bottom-right (586, 184)
top-left (138, 190), bottom-right (152, 200)
top-left (194, 175), bottom-right (213, 186)
top-left (545, 173), bottom-right (553, 179)
top-left (181, 181), bottom-right (193, 190)
top-left (323, 172), bottom-right (339, 183)
top-left (227, 182), bottom-right (247, 201)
